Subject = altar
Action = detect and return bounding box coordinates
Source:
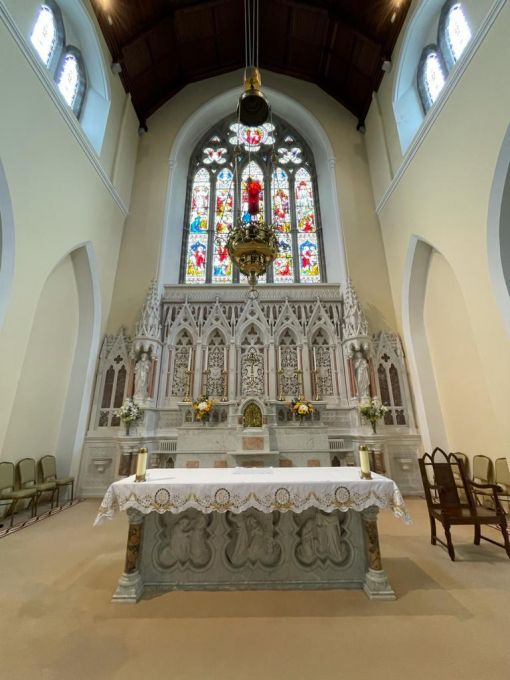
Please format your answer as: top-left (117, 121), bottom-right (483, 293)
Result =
top-left (95, 467), bottom-right (410, 602)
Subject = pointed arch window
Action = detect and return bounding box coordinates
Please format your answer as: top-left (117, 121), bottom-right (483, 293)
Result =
top-left (439, 1), bottom-right (471, 70)
top-left (180, 115), bottom-right (325, 285)
top-left (417, 46), bottom-right (447, 113)
top-left (56, 47), bottom-right (87, 117)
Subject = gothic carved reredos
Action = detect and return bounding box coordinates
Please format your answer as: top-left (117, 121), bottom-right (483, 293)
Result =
top-left (342, 278), bottom-right (369, 340)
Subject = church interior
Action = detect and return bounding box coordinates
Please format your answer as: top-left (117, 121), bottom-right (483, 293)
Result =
top-left (1, 0), bottom-right (509, 678)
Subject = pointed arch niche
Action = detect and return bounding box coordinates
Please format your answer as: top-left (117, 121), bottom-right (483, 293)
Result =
top-left (402, 237), bottom-right (498, 457)
top-left (159, 86), bottom-right (347, 287)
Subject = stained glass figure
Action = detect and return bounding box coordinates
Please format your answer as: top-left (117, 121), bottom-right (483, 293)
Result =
top-left (273, 233), bottom-right (294, 283)
top-left (423, 51), bottom-right (446, 106)
top-left (30, 5), bottom-right (57, 67)
top-left (241, 162), bottom-right (264, 222)
top-left (445, 3), bottom-right (471, 63)
top-left (295, 168), bottom-right (316, 233)
top-left (229, 123), bottom-right (275, 151)
top-left (298, 234), bottom-right (320, 283)
top-left (272, 168), bottom-right (291, 233)
top-left (186, 238), bottom-right (208, 284)
top-left (189, 168), bottom-right (210, 233)
top-left (212, 168), bottom-right (233, 284)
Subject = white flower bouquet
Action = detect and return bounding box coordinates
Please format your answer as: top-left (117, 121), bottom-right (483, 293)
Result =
top-left (359, 397), bottom-right (389, 434)
top-left (117, 398), bottom-right (144, 424)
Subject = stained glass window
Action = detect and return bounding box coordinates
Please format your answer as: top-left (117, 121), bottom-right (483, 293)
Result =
top-left (181, 115), bottom-right (324, 284)
top-left (444, 3), bottom-right (471, 64)
top-left (30, 5), bottom-right (58, 67)
top-left (418, 48), bottom-right (447, 112)
top-left (56, 48), bottom-right (86, 116)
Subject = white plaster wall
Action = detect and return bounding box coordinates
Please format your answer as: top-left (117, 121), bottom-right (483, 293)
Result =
top-left (364, 2), bottom-right (510, 459)
top-left (0, 8), bottom-right (138, 467)
top-left (108, 70), bottom-right (396, 334)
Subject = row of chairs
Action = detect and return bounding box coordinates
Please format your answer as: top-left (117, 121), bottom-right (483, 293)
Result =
top-left (450, 453), bottom-right (510, 510)
top-left (419, 448), bottom-right (510, 561)
top-left (0, 456), bottom-right (74, 528)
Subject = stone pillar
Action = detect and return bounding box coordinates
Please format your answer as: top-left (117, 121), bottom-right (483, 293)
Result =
top-left (112, 508), bottom-right (144, 602)
top-left (361, 506), bottom-right (395, 600)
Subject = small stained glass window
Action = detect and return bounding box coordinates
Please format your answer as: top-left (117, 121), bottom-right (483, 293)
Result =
top-left (212, 168), bottom-right (234, 284)
top-left (272, 168), bottom-right (293, 284)
top-left (418, 47), bottom-right (447, 112)
top-left (57, 52), bottom-right (80, 107)
top-left (229, 122), bottom-right (275, 151)
top-left (295, 168), bottom-right (316, 233)
top-left (445, 3), bottom-right (471, 63)
top-left (30, 5), bottom-right (58, 67)
top-left (186, 168), bottom-right (210, 284)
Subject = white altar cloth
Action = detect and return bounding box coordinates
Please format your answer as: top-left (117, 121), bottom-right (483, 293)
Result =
top-left (95, 467), bottom-right (411, 525)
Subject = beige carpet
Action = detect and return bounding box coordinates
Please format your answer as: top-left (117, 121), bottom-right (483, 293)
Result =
top-left (0, 498), bottom-right (509, 680)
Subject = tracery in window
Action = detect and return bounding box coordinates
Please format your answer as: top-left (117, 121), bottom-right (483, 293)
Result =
top-left (443, 3), bottom-right (471, 66)
top-left (181, 115), bottom-right (325, 285)
top-left (417, 47), bottom-right (447, 113)
top-left (30, 4), bottom-right (59, 67)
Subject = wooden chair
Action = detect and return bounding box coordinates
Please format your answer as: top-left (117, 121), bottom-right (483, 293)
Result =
top-left (419, 448), bottom-right (510, 561)
top-left (471, 454), bottom-right (494, 507)
top-left (0, 462), bottom-right (37, 528)
top-left (495, 457), bottom-right (510, 513)
top-left (39, 455), bottom-right (74, 506)
top-left (17, 458), bottom-right (57, 515)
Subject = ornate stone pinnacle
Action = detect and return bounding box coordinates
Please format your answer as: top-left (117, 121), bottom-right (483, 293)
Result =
top-left (135, 279), bottom-right (162, 340)
top-left (342, 277), bottom-right (368, 339)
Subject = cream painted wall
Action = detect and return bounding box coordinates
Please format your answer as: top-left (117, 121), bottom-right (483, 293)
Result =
top-left (364, 2), bottom-right (510, 459)
top-left (0, 5), bottom-right (138, 467)
top-left (2, 255), bottom-right (78, 462)
top-left (108, 70), bottom-right (396, 334)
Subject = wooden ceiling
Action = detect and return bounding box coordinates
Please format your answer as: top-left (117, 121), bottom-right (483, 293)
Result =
top-left (91, 0), bottom-right (411, 128)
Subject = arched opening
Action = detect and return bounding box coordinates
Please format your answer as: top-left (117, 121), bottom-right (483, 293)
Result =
top-left (403, 236), bottom-right (498, 457)
top-left (243, 402), bottom-right (263, 428)
top-left (2, 243), bottom-right (100, 477)
top-left (0, 159), bottom-right (15, 328)
top-left (487, 123), bottom-right (510, 335)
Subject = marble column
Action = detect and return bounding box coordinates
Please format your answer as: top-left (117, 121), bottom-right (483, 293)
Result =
top-left (361, 506), bottom-right (395, 600)
top-left (112, 508), bottom-right (145, 602)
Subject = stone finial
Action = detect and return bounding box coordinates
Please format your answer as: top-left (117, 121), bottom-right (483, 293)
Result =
top-left (135, 280), bottom-right (161, 340)
top-left (342, 278), bottom-right (368, 339)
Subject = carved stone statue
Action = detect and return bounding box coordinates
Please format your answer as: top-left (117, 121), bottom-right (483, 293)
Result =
top-left (354, 350), bottom-right (370, 399)
top-left (134, 352), bottom-right (151, 400)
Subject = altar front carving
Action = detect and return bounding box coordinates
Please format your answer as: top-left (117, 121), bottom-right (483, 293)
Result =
top-left (80, 281), bottom-right (423, 496)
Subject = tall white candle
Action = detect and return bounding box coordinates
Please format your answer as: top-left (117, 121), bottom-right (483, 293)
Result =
top-left (279, 346), bottom-right (282, 369)
top-left (359, 447), bottom-right (370, 476)
top-left (297, 349), bottom-right (301, 371)
top-left (224, 347), bottom-right (227, 371)
top-left (136, 447), bottom-right (148, 480)
top-left (313, 347), bottom-right (317, 371)
top-left (188, 347), bottom-right (192, 371)
top-left (204, 347), bottom-right (208, 369)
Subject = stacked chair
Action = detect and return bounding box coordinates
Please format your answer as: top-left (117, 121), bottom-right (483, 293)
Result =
top-left (0, 455), bottom-right (75, 528)
top-left (419, 447), bottom-right (510, 561)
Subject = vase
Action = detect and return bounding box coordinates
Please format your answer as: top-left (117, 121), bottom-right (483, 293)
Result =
top-left (125, 422), bottom-right (131, 436)
top-left (371, 421), bottom-right (377, 434)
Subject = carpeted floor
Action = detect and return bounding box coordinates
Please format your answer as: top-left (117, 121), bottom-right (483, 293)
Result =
top-left (0, 498), bottom-right (509, 680)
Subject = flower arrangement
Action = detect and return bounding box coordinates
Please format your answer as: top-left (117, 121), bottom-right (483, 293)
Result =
top-left (192, 395), bottom-right (215, 422)
top-left (117, 398), bottom-right (143, 434)
top-left (359, 397), bottom-right (389, 434)
top-left (290, 398), bottom-right (315, 421)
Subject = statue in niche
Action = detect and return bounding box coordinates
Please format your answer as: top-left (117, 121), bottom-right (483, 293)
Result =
top-left (134, 351), bottom-right (151, 400)
top-left (227, 511), bottom-right (280, 567)
top-left (243, 402), bottom-right (263, 428)
top-left (353, 348), bottom-right (370, 399)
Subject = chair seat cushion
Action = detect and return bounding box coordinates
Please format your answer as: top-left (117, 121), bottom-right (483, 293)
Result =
top-left (0, 488), bottom-right (37, 500)
top-left (431, 507), bottom-right (504, 522)
top-left (56, 477), bottom-right (74, 486)
top-left (35, 482), bottom-right (57, 492)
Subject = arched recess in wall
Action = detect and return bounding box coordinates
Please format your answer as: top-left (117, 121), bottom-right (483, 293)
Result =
top-left (403, 236), bottom-right (499, 456)
top-left (487, 123), bottom-right (510, 335)
top-left (158, 85), bottom-right (347, 287)
top-left (2, 242), bottom-right (100, 477)
top-left (0, 159), bottom-right (15, 328)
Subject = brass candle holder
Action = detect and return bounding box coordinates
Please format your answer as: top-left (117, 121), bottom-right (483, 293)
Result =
top-left (296, 369), bottom-right (304, 401)
top-left (277, 369), bottom-right (284, 401)
top-left (221, 369), bottom-right (228, 402)
top-left (313, 369), bottom-right (322, 401)
top-left (202, 369), bottom-right (210, 394)
top-left (135, 447), bottom-right (148, 482)
top-left (184, 369), bottom-right (193, 402)
top-left (359, 446), bottom-right (372, 480)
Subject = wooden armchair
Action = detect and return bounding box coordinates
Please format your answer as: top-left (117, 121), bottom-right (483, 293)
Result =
top-left (0, 462), bottom-right (37, 528)
top-left (419, 448), bottom-right (510, 561)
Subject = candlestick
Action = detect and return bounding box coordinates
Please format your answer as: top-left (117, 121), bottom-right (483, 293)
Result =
top-left (278, 346), bottom-right (282, 369)
top-left (359, 446), bottom-right (371, 480)
top-left (188, 347), bottom-right (192, 371)
top-left (204, 347), bottom-right (208, 370)
top-left (222, 369), bottom-right (228, 402)
top-left (297, 369), bottom-right (304, 401)
top-left (297, 349), bottom-right (301, 371)
top-left (277, 369), bottom-right (284, 401)
top-left (313, 347), bottom-right (317, 371)
top-left (135, 447), bottom-right (148, 482)
top-left (314, 369), bottom-right (321, 401)
top-left (184, 369), bottom-right (192, 402)
top-left (224, 347), bottom-right (227, 371)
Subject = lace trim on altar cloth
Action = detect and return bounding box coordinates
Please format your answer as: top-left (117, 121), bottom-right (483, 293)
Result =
top-left (94, 471), bottom-right (411, 525)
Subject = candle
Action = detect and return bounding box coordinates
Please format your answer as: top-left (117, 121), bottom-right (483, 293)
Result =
top-left (313, 347), bottom-right (317, 371)
top-left (297, 349), bottom-right (301, 371)
top-left (136, 447), bottom-right (148, 481)
top-left (224, 347), bottom-right (227, 371)
top-left (359, 446), bottom-right (371, 478)
top-left (188, 347), bottom-right (192, 371)
top-left (279, 346), bottom-right (282, 369)
top-left (204, 347), bottom-right (208, 369)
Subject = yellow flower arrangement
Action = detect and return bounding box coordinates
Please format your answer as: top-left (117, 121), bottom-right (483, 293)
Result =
top-left (290, 398), bottom-right (315, 421)
top-left (192, 395), bottom-right (215, 421)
